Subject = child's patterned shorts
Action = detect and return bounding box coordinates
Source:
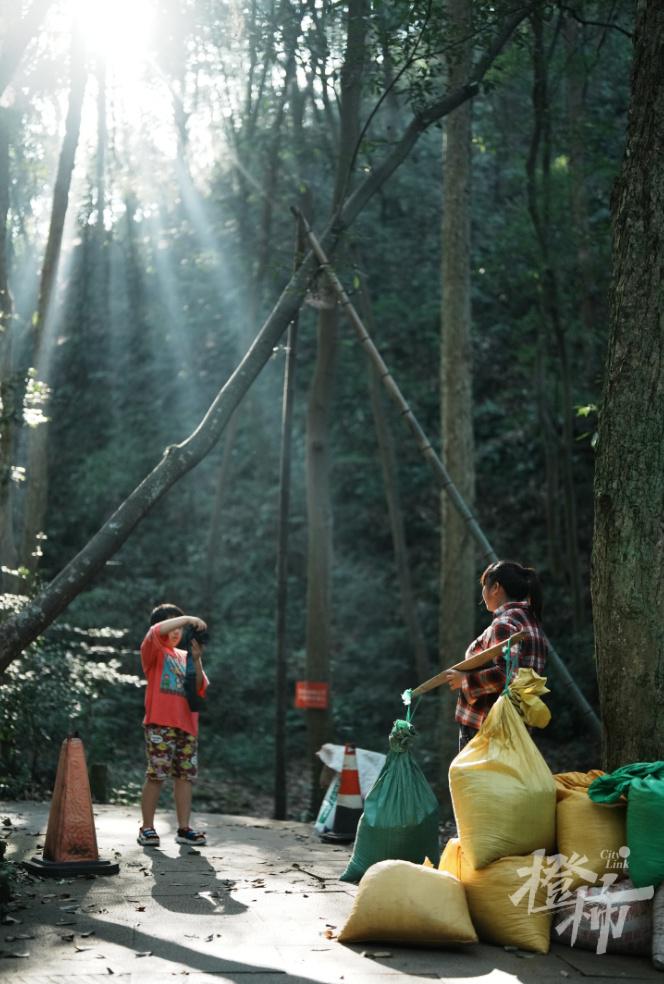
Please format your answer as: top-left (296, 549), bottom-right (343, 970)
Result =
top-left (144, 725), bottom-right (198, 781)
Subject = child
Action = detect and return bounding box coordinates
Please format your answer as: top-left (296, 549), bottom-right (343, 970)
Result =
top-left (138, 603), bottom-right (209, 846)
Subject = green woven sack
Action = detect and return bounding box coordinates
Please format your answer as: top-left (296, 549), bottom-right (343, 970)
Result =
top-left (340, 720), bottom-right (440, 884)
top-left (626, 777), bottom-right (664, 888)
top-left (588, 762), bottom-right (664, 803)
top-left (588, 763), bottom-right (664, 889)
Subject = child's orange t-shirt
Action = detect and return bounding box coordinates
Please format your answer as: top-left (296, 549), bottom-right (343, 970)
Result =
top-left (140, 624), bottom-right (209, 737)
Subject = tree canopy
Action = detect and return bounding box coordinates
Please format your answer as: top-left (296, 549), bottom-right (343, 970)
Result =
top-left (0, 0), bottom-right (645, 811)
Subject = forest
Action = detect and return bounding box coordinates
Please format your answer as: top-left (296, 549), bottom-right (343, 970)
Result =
top-left (0, 0), bottom-right (662, 820)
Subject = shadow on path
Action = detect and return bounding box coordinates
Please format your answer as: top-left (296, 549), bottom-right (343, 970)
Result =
top-left (142, 843), bottom-right (249, 916)
top-left (82, 915), bottom-right (327, 982)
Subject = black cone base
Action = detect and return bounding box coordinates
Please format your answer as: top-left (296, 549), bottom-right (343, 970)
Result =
top-left (23, 857), bottom-right (119, 878)
top-left (320, 829), bottom-right (355, 844)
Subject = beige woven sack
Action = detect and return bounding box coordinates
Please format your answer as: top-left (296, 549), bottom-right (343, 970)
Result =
top-left (554, 771), bottom-right (627, 888)
top-left (440, 837), bottom-right (551, 954)
top-left (449, 669), bottom-right (556, 869)
top-left (338, 859), bottom-right (477, 946)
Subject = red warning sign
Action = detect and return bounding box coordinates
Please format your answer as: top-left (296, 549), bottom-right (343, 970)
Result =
top-left (294, 681), bottom-right (329, 709)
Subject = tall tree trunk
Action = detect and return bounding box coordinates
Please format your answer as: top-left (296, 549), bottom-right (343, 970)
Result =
top-left (536, 328), bottom-right (563, 577)
top-left (274, 213), bottom-right (305, 821)
top-left (439, 0), bottom-right (475, 791)
top-left (592, 2), bottom-right (664, 769)
top-left (201, 412), bottom-right (240, 610)
top-left (0, 108), bottom-right (17, 577)
top-left (526, 11), bottom-right (584, 629)
top-left (563, 16), bottom-right (600, 367)
top-left (304, 0), bottom-right (368, 809)
top-left (21, 33), bottom-right (87, 568)
top-left (358, 269), bottom-right (431, 682)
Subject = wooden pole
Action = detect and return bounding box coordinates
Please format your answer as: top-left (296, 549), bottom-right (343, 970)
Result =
top-left (296, 210), bottom-right (601, 738)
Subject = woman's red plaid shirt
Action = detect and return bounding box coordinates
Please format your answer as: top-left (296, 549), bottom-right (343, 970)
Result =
top-left (455, 600), bottom-right (548, 731)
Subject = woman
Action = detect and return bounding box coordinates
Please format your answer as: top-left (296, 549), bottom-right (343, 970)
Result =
top-left (443, 560), bottom-right (548, 751)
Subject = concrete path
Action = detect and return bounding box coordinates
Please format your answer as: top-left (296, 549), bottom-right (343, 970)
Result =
top-left (0, 801), bottom-right (660, 983)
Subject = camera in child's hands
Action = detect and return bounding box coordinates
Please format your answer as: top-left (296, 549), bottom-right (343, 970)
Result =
top-left (181, 624), bottom-right (210, 648)
top-left (181, 623), bottom-right (208, 712)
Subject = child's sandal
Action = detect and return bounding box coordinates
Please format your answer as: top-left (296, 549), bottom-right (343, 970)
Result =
top-left (175, 827), bottom-right (207, 845)
top-left (137, 826), bottom-right (160, 847)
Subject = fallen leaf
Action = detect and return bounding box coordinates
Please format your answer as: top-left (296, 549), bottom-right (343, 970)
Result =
top-left (74, 945), bottom-right (92, 952)
top-left (135, 906), bottom-right (146, 912)
top-left (136, 951), bottom-right (152, 957)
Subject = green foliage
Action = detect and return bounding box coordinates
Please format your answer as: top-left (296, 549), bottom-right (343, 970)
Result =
top-left (0, 0), bottom-right (636, 805)
top-left (0, 623), bottom-right (142, 798)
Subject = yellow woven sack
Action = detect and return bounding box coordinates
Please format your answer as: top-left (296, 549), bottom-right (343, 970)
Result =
top-left (554, 771), bottom-right (627, 888)
top-left (449, 668), bottom-right (556, 869)
top-left (337, 859), bottom-right (478, 946)
top-left (439, 838), bottom-right (551, 954)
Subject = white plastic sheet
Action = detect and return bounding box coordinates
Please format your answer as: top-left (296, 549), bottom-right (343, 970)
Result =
top-left (314, 743), bottom-right (386, 834)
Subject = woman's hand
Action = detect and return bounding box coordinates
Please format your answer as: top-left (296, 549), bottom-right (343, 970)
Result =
top-left (443, 669), bottom-right (464, 691)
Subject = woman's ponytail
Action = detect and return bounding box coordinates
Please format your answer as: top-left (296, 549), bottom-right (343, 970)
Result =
top-left (481, 561), bottom-right (544, 622)
top-left (524, 567), bottom-right (543, 621)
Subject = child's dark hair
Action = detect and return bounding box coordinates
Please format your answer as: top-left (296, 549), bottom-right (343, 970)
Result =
top-left (480, 561), bottom-right (543, 621)
top-left (150, 603), bottom-right (184, 626)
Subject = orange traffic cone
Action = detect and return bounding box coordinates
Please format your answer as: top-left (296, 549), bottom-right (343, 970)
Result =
top-left (321, 744), bottom-right (363, 844)
top-left (23, 736), bottom-right (119, 878)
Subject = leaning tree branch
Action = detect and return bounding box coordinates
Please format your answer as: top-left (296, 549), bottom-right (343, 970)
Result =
top-left (0, 0), bottom-right (537, 673)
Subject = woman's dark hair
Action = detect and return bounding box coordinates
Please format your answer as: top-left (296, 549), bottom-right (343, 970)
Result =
top-left (150, 603), bottom-right (183, 626)
top-left (480, 561), bottom-right (543, 621)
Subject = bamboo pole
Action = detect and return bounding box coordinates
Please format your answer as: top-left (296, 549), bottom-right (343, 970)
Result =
top-left (295, 209), bottom-right (601, 737)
